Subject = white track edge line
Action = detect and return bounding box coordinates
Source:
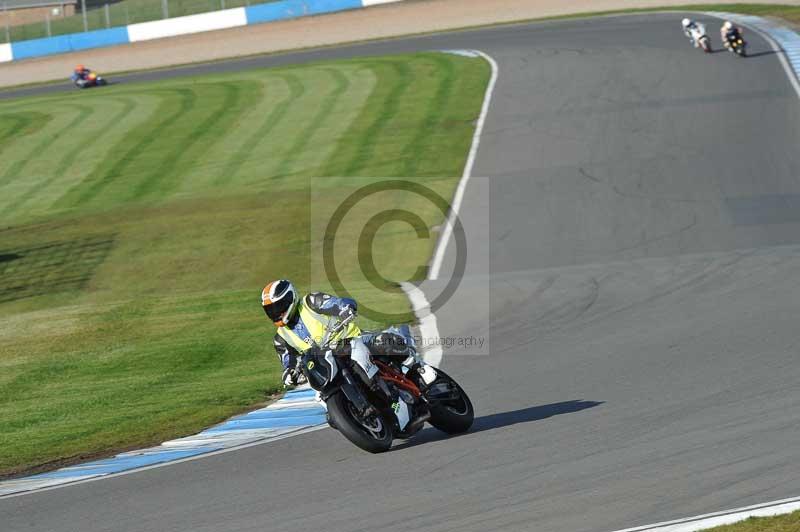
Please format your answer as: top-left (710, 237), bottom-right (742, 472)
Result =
top-left (0, 423), bottom-right (329, 500)
top-left (400, 282), bottom-right (442, 367)
top-left (704, 11), bottom-right (800, 100)
top-left (608, 495), bottom-right (800, 532)
top-left (428, 49), bottom-right (498, 281)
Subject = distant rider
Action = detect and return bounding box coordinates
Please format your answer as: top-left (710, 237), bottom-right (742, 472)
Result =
top-left (720, 21), bottom-right (743, 49)
top-left (71, 64), bottom-right (91, 83)
top-left (681, 18), bottom-right (706, 48)
top-left (262, 280), bottom-right (415, 387)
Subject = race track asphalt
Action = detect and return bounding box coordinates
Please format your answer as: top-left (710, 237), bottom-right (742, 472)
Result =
top-left (3, 13), bottom-right (800, 532)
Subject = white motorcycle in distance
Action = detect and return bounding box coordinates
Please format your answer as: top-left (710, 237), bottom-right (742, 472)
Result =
top-left (682, 19), bottom-right (712, 53)
top-left (298, 315), bottom-right (474, 453)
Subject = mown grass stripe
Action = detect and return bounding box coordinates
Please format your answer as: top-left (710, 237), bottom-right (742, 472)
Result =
top-left (339, 59), bottom-right (413, 176)
top-left (215, 74), bottom-right (301, 187)
top-left (53, 98), bottom-right (138, 180)
top-left (0, 105), bottom-right (92, 189)
top-left (0, 114), bottom-right (28, 159)
top-left (62, 88), bottom-right (196, 207)
top-left (0, 112), bottom-right (52, 159)
top-left (129, 82), bottom-right (250, 201)
top-left (1, 98), bottom-right (138, 219)
top-left (273, 68), bottom-right (351, 180)
top-left (400, 54), bottom-right (456, 176)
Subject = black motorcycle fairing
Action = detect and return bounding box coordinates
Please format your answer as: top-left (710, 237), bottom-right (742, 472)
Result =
top-left (425, 379), bottom-right (462, 403)
top-left (339, 377), bottom-right (372, 414)
top-left (301, 349), bottom-right (335, 391)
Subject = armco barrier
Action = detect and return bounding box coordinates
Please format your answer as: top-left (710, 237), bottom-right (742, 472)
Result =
top-left (69, 27), bottom-right (131, 52)
top-left (128, 8), bottom-right (248, 43)
top-left (245, 0), bottom-right (361, 24)
top-left (9, 27), bottom-right (130, 61)
top-left (0, 43), bottom-right (12, 63)
top-left (0, 0), bottom-right (402, 63)
top-left (303, 0), bottom-right (363, 15)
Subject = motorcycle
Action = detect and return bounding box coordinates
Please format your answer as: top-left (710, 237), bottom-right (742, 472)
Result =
top-left (726, 34), bottom-right (747, 57)
top-left (689, 27), bottom-right (712, 53)
top-left (697, 34), bottom-right (712, 53)
top-left (299, 315), bottom-right (474, 453)
top-left (73, 71), bottom-right (108, 89)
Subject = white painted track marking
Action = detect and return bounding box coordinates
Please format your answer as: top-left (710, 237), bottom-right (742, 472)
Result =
top-left (428, 50), bottom-right (498, 281)
top-left (400, 282), bottom-right (443, 367)
top-left (609, 495), bottom-right (800, 532)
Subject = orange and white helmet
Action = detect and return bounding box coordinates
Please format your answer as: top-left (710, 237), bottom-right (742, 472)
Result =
top-left (261, 280), bottom-right (298, 326)
top-left (74, 64), bottom-right (85, 73)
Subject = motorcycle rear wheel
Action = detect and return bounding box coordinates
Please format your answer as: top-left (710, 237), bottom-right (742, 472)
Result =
top-left (427, 369), bottom-right (474, 434)
top-left (327, 391), bottom-right (393, 453)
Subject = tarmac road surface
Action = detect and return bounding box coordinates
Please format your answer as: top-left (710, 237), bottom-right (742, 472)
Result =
top-left (3, 14), bottom-right (800, 532)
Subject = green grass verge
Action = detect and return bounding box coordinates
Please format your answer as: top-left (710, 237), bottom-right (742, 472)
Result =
top-left (705, 510), bottom-right (800, 531)
top-left (0, 51), bottom-right (490, 477)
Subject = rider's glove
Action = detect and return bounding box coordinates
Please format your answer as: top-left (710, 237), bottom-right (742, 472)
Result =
top-left (282, 367), bottom-right (306, 387)
top-left (338, 305), bottom-right (356, 321)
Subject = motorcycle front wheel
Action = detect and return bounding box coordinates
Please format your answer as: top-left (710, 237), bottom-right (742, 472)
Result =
top-left (327, 391), bottom-right (393, 453)
top-left (427, 369), bottom-right (474, 434)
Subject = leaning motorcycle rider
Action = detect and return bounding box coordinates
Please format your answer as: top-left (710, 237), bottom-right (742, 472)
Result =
top-left (71, 64), bottom-right (91, 82)
top-left (720, 20), bottom-right (743, 49)
top-left (681, 18), bottom-right (705, 48)
top-left (262, 279), bottom-right (414, 387)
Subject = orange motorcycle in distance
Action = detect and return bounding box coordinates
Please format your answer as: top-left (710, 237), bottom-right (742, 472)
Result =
top-left (71, 69), bottom-right (108, 89)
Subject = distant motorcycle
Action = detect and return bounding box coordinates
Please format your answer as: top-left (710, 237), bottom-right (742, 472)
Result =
top-left (697, 33), bottom-right (712, 53)
top-left (689, 27), bottom-right (712, 53)
top-left (725, 33), bottom-right (747, 57)
top-left (72, 71), bottom-right (108, 89)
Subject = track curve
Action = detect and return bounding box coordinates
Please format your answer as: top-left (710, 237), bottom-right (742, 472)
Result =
top-left (4, 13), bottom-right (800, 532)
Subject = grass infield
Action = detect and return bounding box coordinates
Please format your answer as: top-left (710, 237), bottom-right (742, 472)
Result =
top-left (706, 510), bottom-right (800, 531)
top-left (0, 51), bottom-right (490, 477)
